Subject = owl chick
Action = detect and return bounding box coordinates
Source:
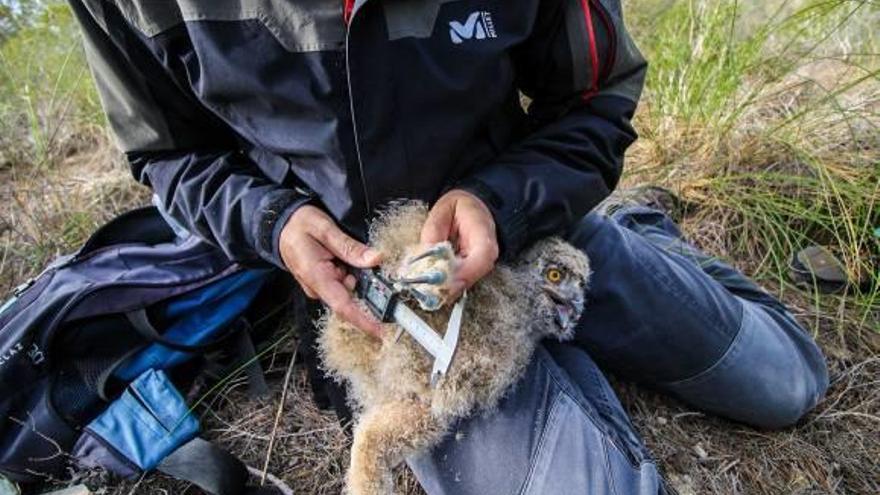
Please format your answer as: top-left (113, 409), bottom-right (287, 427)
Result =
top-left (318, 201), bottom-right (590, 495)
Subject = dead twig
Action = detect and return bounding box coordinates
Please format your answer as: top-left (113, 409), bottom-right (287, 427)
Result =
top-left (246, 465), bottom-right (295, 495)
top-left (260, 344), bottom-right (298, 486)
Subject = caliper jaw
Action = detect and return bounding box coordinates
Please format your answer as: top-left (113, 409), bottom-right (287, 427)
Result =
top-left (353, 268), bottom-right (464, 387)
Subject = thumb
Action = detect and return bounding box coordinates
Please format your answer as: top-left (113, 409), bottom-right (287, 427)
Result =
top-left (421, 200), bottom-right (454, 245)
top-left (318, 221), bottom-right (382, 268)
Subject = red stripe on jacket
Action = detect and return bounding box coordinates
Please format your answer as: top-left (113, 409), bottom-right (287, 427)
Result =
top-left (578, 0), bottom-right (601, 99)
top-left (344, 0), bottom-right (355, 24)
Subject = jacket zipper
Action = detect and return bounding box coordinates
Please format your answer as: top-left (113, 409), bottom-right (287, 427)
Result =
top-left (590, 0), bottom-right (617, 82)
top-left (344, 2), bottom-right (373, 213)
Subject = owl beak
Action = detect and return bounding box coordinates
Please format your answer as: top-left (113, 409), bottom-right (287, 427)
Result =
top-left (542, 285), bottom-right (584, 332)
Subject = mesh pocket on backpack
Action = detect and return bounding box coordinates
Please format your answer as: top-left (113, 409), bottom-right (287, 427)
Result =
top-left (51, 357), bottom-right (113, 426)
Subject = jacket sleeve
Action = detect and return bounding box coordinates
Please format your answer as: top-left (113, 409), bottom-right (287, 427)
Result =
top-left (458, 0), bottom-right (647, 259)
top-left (69, 0), bottom-right (310, 268)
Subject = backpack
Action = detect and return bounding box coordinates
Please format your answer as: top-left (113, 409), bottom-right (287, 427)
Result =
top-left (0, 206), bottom-right (292, 494)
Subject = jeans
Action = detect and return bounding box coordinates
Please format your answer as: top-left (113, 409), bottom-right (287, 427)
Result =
top-left (408, 207), bottom-right (829, 494)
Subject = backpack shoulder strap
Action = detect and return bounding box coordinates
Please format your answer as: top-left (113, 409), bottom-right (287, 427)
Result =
top-left (79, 206), bottom-right (175, 255)
top-left (158, 437), bottom-right (250, 495)
top-left (2, 207), bottom-right (174, 318)
top-left (124, 309), bottom-right (241, 352)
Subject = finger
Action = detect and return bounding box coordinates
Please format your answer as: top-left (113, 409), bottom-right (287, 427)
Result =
top-left (445, 279), bottom-right (468, 302)
top-left (314, 218), bottom-right (382, 268)
top-left (333, 265), bottom-right (359, 293)
top-left (343, 274), bottom-right (357, 291)
top-left (455, 239), bottom-right (499, 289)
top-left (296, 277), bottom-right (319, 299)
top-left (332, 293), bottom-right (383, 338)
top-left (309, 263), bottom-right (383, 337)
top-left (313, 274), bottom-right (381, 336)
top-left (331, 263), bottom-right (349, 281)
top-left (421, 200), bottom-right (455, 245)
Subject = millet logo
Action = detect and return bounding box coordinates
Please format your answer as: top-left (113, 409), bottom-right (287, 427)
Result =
top-left (449, 11), bottom-right (497, 44)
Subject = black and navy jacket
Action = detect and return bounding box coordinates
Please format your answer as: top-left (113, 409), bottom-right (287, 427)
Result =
top-left (69, 0), bottom-right (647, 269)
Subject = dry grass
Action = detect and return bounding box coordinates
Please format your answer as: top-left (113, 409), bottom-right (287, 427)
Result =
top-left (0, 130), bottom-right (148, 295)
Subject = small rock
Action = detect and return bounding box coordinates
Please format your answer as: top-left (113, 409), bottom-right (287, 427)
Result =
top-left (668, 474), bottom-right (697, 495)
top-left (693, 443), bottom-right (709, 461)
top-left (656, 416), bottom-right (668, 426)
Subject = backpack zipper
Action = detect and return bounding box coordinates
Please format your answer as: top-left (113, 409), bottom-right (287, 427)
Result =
top-left (9, 253), bottom-right (74, 298)
top-left (0, 279), bottom-right (35, 316)
top-left (6, 254), bottom-right (76, 300)
top-left (0, 297), bottom-right (16, 315)
top-left (12, 279), bottom-right (35, 298)
top-left (37, 264), bottom-right (241, 362)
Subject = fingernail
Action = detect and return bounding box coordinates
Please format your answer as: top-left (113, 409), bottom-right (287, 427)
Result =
top-left (364, 248), bottom-right (381, 263)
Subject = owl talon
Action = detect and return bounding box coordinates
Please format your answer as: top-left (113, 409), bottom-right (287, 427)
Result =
top-left (397, 270), bottom-right (447, 286)
top-left (396, 241), bottom-right (456, 311)
top-left (406, 244), bottom-right (454, 265)
top-left (408, 288), bottom-right (442, 311)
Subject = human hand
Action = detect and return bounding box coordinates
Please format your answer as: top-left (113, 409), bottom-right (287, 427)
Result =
top-left (279, 205), bottom-right (383, 337)
top-left (420, 189), bottom-right (499, 298)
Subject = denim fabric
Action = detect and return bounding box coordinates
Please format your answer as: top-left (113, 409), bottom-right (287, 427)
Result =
top-left (409, 207), bottom-right (828, 494)
top-left (571, 207), bottom-right (828, 428)
top-left (408, 345), bottom-right (663, 495)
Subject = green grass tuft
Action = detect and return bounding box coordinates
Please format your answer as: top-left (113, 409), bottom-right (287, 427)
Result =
top-left (0, 1), bottom-right (102, 169)
top-left (627, 0), bottom-right (880, 334)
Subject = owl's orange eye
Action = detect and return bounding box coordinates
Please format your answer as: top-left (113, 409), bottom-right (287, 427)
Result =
top-left (545, 268), bottom-right (563, 284)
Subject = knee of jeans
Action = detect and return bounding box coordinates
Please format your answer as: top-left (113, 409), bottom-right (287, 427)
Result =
top-left (753, 313), bottom-right (830, 429)
top-left (664, 305), bottom-right (829, 430)
top-left (673, 354), bottom-right (828, 430)
top-left (750, 363), bottom-right (828, 429)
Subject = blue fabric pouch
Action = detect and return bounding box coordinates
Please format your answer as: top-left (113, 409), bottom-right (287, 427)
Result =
top-left (113, 269), bottom-right (269, 382)
top-left (73, 369), bottom-right (199, 478)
